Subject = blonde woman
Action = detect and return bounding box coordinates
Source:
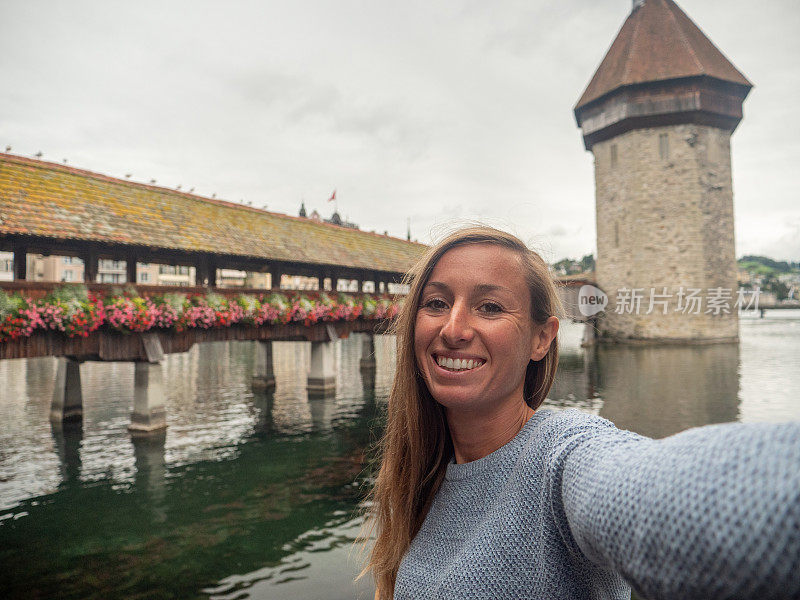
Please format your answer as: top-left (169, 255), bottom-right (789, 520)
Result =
top-left (361, 225), bottom-right (800, 600)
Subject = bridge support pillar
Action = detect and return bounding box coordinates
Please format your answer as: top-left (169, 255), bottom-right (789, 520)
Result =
top-left (252, 340), bottom-right (276, 390)
top-left (307, 341), bottom-right (336, 397)
top-left (50, 357), bottom-right (83, 422)
top-left (129, 362), bottom-right (167, 433)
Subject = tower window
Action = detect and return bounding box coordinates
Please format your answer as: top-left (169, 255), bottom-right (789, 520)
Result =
top-left (659, 133), bottom-right (669, 160)
top-left (610, 144), bottom-right (618, 167)
top-left (614, 221), bottom-right (619, 248)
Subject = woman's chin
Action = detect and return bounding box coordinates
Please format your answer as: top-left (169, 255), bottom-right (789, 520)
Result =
top-left (430, 390), bottom-right (484, 413)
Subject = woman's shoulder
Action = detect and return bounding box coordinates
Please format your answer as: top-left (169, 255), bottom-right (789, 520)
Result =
top-left (524, 408), bottom-right (646, 464)
top-left (531, 407), bottom-right (626, 440)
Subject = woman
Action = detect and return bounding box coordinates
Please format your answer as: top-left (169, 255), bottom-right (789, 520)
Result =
top-left (362, 226), bottom-right (800, 599)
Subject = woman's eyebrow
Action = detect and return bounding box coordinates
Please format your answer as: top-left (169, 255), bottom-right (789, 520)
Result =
top-left (424, 281), bottom-right (450, 292)
top-left (425, 282), bottom-right (514, 296)
top-left (474, 283), bottom-right (512, 295)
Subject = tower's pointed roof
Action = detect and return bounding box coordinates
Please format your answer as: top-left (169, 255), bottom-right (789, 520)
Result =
top-left (576, 0), bottom-right (751, 109)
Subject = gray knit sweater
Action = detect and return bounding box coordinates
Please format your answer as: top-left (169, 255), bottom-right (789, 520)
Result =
top-left (393, 409), bottom-right (800, 599)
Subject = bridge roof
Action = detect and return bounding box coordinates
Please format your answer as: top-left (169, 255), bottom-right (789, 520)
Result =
top-left (576, 0), bottom-right (751, 110)
top-left (0, 153), bottom-right (425, 274)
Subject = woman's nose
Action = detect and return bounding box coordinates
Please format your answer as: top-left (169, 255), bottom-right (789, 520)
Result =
top-left (440, 302), bottom-right (473, 345)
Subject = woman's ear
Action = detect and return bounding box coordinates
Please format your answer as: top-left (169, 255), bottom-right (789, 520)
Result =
top-left (530, 316), bottom-right (559, 362)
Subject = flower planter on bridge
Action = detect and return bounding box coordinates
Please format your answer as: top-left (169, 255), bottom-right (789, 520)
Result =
top-left (1, 285), bottom-right (397, 433)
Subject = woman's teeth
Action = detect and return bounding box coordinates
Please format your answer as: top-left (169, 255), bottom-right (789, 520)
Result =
top-left (436, 356), bottom-right (484, 371)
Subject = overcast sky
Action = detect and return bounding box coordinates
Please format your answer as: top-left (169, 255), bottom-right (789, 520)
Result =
top-left (1, 0), bottom-right (798, 262)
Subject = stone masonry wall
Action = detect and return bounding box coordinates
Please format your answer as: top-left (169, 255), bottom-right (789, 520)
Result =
top-left (593, 124), bottom-right (739, 342)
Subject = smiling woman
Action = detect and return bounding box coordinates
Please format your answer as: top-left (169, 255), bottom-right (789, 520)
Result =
top-left (359, 225), bottom-right (800, 600)
top-left (413, 243), bottom-right (558, 464)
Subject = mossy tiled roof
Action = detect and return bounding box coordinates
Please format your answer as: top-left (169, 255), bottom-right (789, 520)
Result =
top-left (0, 154), bottom-right (425, 273)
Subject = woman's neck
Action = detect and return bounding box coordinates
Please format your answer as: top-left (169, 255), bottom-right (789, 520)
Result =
top-left (446, 400), bottom-right (536, 464)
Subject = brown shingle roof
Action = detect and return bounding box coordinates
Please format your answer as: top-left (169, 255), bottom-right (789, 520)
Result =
top-left (0, 153), bottom-right (425, 273)
top-left (576, 0), bottom-right (752, 109)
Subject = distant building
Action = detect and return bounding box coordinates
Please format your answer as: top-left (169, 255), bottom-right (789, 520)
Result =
top-left (156, 264), bottom-right (195, 286)
top-left (737, 269), bottom-right (753, 286)
top-left (217, 269), bottom-right (247, 287)
top-left (325, 211), bottom-right (359, 229)
top-left (0, 252), bottom-right (12, 281)
top-left (244, 272), bottom-right (271, 289)
top-left (300, 205), bottom-right (360, 230)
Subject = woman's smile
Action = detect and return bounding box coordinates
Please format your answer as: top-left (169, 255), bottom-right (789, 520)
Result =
top-left (433, 353), bottom-right (486, 372)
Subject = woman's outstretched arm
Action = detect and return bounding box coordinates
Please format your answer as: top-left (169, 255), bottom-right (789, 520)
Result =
top-left (552, 417), bottom-right (800, 600)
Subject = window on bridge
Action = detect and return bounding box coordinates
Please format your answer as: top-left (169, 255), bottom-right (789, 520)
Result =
top-left (14, 255), bottom-right (85, 283)
top-left (336, 279), bottom-right (358, 293)
top-left (388, 282), bottom-right (410, 295)
top-left (280, 275), bottom-right (320, 291)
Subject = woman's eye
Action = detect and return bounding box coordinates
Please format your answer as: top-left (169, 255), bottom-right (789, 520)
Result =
top-left (422, 298), bottom-right (448, 310)
top-left (478, 302), bottom-right (503, 314)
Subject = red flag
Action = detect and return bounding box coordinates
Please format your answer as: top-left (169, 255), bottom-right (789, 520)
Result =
top-left (327, 189), bottom-right (336, 202)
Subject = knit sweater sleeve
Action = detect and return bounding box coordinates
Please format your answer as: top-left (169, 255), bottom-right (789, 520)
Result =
top-left (549, 412), bottom-right (800, 600)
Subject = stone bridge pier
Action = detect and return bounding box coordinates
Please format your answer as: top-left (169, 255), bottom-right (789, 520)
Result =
top-left (51, 357), bottom-right (168, 434)
top-left (41, 320), bottom-right (387, 434)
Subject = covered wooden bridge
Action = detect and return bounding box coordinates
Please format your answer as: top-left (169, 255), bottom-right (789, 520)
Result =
top-left (0, 152), bottom-right (425, 290)
top-left (0, 153), bottom-right (426, 433)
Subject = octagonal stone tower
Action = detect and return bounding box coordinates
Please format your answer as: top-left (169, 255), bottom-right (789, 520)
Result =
top-left (575, 0), bottom-right (752, 343)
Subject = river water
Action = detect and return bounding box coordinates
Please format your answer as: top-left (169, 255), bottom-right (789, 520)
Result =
top-left (1, 311), bottom-right (799, 599)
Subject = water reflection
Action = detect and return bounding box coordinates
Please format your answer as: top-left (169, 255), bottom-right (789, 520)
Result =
top-left (595, 343), bottom-right (740, 438)
top-left (547, 350), bottom-right (603, 415)
top-left (50, 420), bottom-right (83, 485)
top-left (131, 430), bottom-right (168, 523)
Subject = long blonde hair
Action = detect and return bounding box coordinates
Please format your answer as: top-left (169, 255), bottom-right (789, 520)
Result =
top-left (360, 226), bottom-right (563, 598)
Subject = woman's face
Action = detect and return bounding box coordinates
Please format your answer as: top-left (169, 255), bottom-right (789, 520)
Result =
top-left (414, 243), bottom-right (553, 414)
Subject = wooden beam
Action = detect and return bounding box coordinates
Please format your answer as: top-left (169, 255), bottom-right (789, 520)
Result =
top-left (82, 251), bottom-right (98, 283)
top-left (126, 255), bottom-right (138, 284)
top-left (207, 257), bottom-right (217, 287)
top-left (195, 261), bottom-right (208, 286)
top-left (13, 246), bottom-right (27, 280)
